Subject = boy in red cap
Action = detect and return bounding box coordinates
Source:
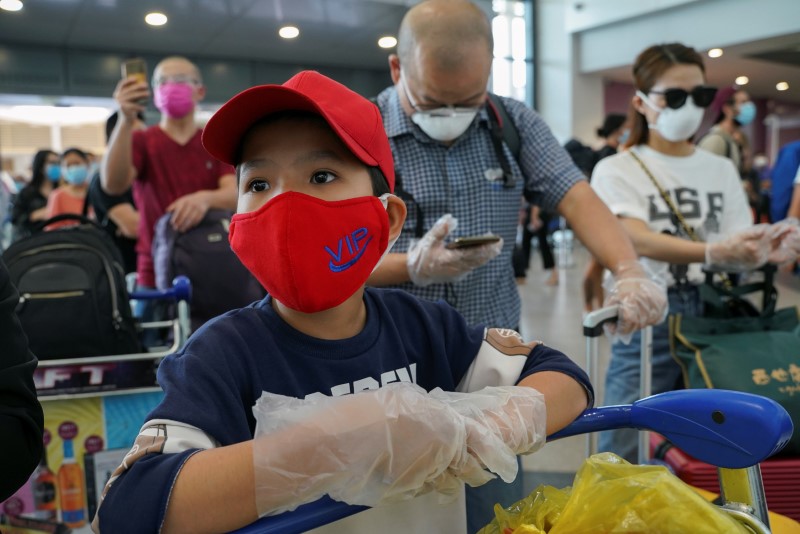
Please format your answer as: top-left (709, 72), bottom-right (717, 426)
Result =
top-left (92, 71), bottom-right (592, 534)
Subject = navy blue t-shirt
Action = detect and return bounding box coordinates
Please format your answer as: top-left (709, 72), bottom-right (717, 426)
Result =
top-left (96, 288), bottom-right (591, 532)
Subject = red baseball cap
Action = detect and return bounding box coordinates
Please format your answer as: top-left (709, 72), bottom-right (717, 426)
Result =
top-left (202, 70), bottom-right (394, 192)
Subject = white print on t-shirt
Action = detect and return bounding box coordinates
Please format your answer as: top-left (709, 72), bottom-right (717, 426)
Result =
top-left (304, 363), bottom-right (418, 401)
top-left (647, 187), bottom-right (725, 241)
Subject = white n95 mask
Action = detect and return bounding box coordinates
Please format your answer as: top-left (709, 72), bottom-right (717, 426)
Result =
top-left (411, 109), bottom-right (478, 142)
top-left (637, 90), bottom-right (704, 142)
top-left (400, 72), bottom-right (479, 142)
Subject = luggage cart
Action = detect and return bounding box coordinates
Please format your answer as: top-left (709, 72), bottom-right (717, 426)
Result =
top-left (28, 278), bottom-right (192, 530)
top-left (34, 275), bottom-right (192, 399)
top-left (233, 393), bottom-right (793, 533)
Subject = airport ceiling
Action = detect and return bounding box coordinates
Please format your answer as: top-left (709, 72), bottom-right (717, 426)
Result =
top-left (0, 0), bottom-right (798, 104)
top-left (0, 0), bottom-right (419, 69)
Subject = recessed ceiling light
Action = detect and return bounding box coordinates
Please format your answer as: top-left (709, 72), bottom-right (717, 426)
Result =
top-left (735, 76), bottom-right (749, 86)
top-left (0, 0), bottom-right (23, 12)
top-left (279, 26), bottom-right (300, 39)
top-left (707, 48), bottom-right (723, 58)
top-left (776, 81), bottom-right (789, 91)
top-left (378, 36), bottom-right (397, 49)
top-left (145, 12), bottom-right (168, 26)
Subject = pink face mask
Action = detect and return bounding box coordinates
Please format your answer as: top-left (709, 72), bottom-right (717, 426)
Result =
top-left (229, 192), bottom-right (391, 313)
top-left (154, 82), bottom-right (195, 119)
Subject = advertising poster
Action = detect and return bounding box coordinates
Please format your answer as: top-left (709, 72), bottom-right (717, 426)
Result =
top-left (1, 391), bottom-right (164, 533)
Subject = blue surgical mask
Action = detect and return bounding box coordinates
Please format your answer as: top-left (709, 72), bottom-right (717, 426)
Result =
top-left (64, 165), bottom-right (89, 186)
top-left (45, 164), bottom-right (62, 182)
top-left (736, 101), bottom-right (756, 126)
top-left (618, 128), bottom-right (630, 145)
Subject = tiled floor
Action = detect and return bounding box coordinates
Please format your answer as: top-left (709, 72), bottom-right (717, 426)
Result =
top-left (515, 236), bottom-right (800, 483)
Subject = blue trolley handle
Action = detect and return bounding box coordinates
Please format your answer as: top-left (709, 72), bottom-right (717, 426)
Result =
top-left (130, 276), bottom-right (192, 348)
top-left (233, 389), bottom-right (793, 533)
top-left (129, 275), bottom-right (192, 303)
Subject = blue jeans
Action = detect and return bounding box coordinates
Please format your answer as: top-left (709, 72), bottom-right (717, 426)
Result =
top-left (466, 458), bottom-right (524, 533)
top-left (597, 285), bottom-right (702, 463)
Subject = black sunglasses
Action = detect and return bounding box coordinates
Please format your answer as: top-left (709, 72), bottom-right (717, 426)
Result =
top-left (649, 86), bottom-right (718, 109)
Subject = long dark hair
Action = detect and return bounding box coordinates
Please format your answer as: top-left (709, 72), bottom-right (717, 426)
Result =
top-left (61, 147), bottom-right (89, 163)
top-left (29, 149), bottom-right (58, 190)
top-left (625, 43), bottom-right (706, 148)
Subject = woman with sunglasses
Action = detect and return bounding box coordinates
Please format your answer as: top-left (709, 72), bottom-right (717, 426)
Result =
top-left (589, 43), bottom-right (781, 463)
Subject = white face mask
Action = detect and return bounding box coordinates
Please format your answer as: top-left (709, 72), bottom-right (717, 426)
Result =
top-left (401, 73), bottom-right (479, 142)
top-left (637, 90), bottom-right (704, 142)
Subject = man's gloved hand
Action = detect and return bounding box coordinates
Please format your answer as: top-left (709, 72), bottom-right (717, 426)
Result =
top-left (251, 383), bottom-right (518, 517)
top-left (705, 225), bottom-right (772, 271)
top-left (407, 214), bottom-right (503, 287)
top-left (602, 260), bottom-right (668, 345)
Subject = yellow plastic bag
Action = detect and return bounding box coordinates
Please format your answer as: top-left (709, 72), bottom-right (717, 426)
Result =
top-left (479, 452), bottom-right (750, 534)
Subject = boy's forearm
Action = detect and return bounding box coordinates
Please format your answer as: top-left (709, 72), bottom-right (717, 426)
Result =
top-left (517, 371), bottom-right (589, 436)
top-left (161, 441), bottom-right (257, 534)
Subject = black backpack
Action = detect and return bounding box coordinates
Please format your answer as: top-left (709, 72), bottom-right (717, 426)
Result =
top-left (2, 214), bottom-right (142, 359)
top-left (152, 209), bottom-right (265, 332)
top-left (563, 138), bottom-right (599, 178)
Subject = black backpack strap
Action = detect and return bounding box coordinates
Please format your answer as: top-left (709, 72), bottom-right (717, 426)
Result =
top-left (393, 171), bottom-right (424, 239)
top-left (486, 93), bottom-right (520, 159)
top-left (31, 213), bottom-right (101, 233)
top-left (486, 93), bottom-right (520, 188)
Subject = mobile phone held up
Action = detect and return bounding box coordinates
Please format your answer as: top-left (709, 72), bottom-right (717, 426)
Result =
top-left (445, 235), bottom-right (501, 250)
top-left (121, 58), bottom-right (148, 105)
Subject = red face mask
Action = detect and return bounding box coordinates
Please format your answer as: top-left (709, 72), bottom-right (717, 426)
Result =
top-left (229, 192), bottom-right (391, 313)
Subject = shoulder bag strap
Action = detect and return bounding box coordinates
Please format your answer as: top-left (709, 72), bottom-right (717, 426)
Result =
top-left (628, 149), bottom-right (734, 288)
top-left (628, 149), bottom-right (699, 241)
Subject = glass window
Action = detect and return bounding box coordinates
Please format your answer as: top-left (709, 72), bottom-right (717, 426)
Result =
top-left (491, 0), bottom-right (533, 106)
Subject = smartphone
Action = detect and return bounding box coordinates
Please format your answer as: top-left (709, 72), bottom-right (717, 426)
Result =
top-left (121, 58), bottom-right (148, 105)
top-left (445, 235), bottom-right (501, 249)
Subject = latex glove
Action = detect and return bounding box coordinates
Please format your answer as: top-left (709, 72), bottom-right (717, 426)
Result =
top-left (251, 382), bottom-right (513, 517)
top-left (765, 221), bottom-right (800, 265)
top-left (407, 214), bottom-right (503, 287)
top-left (602, 260), bottom-right (668, 345)
top-left (705, 225), bottom-right (772, 272)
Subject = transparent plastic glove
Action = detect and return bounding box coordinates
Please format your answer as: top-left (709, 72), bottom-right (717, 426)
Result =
top-left (251, 382), bottom-right (512, 517)
top-left (602, 260), bottom-right (668, 345)
top-left (407, 214), bottom-right (503, 287)
top-left (765, 221), bottom-right (800, 265)
top-left (430, 386), bottom-right (547, 459)
top-left (705, 224), bottom-right (772, 272)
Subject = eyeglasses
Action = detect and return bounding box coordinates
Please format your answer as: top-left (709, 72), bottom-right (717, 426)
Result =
top-left (152, 74), bottom-right (201, 88)
top-left (400, 72), bottom-right (482, 116)
top-left (648, 86), bottom-right (718, 109)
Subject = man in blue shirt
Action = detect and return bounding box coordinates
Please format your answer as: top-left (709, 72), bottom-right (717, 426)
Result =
top-left (368, 1), bottom-right (668, 529)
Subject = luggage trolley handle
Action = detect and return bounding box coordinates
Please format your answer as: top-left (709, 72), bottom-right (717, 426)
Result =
top-left (582, 306), bottom-right (652, 463)
top-left (130, 275), bottom-right (192, 349)
top-left (234, 390), bottom-right (792, 534)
